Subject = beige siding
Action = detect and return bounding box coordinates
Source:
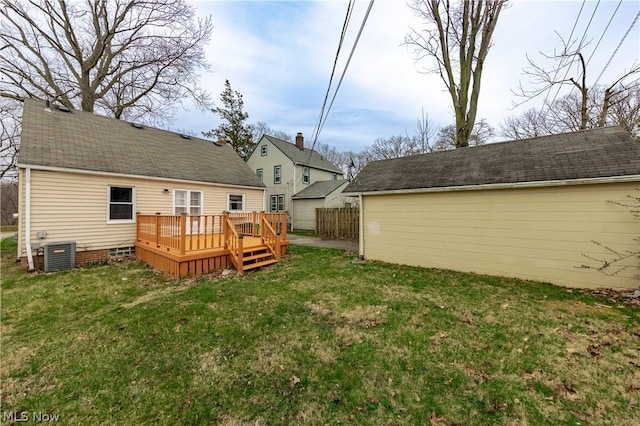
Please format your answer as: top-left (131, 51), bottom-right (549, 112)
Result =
top-left (292, 199), bottom-right (324, 231)
top-left (18, 169), bottom-right (264, 257)
top-left (361, 182), bottom-right (640, 289)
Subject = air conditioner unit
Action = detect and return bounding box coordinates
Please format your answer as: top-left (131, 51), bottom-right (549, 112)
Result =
top-left (44, 242), bottom-right (76, 272)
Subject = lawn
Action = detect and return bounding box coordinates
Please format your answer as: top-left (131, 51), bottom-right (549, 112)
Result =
top-left (1, 237), bottom-right (639, 425)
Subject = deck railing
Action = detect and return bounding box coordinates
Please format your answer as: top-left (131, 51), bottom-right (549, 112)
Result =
top-left (261, 215), bottom-right (281, 261)
top-left (224, 214), bottom-right (244, 274)
top-left (136, 212), bottom-right (288, 255)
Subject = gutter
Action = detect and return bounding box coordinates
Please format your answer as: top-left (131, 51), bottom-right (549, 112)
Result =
top-left (17, 163), bottom-right (266, 192)
top-left (24, 167), bottom-right (35, 271)
top-left (343, 174), bottom-right (640, 197)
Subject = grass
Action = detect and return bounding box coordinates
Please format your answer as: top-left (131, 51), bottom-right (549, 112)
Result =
top-left (1, 237), bottom-right (639, 425)
top-left (0, 225), bottom-right (17, 233)
top-left (288, 230), bottom-right (318, 237)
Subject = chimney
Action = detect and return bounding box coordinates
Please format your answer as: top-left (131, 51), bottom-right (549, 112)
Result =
top-left (217, 137), bottom-right (227, 145)
top-left (295, 132), bottom-right (304, 150)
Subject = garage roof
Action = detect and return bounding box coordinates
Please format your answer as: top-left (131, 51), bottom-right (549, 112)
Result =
top-left (344, 127), bottom-right (640, 194)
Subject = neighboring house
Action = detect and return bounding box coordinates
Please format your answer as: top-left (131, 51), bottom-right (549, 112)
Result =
top-left (17, 98), bottom-right (266, 270)
top-left (245, 133), bottom-right (344, 226)
top-left (291, 180), bottom-right (353, 231)
top-left (344, 127), bottom-right (640, 289)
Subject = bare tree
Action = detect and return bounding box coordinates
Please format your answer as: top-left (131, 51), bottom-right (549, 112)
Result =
top-left (405, 0), bottom-right (507, 148)
top-left (1, 180), bottom-right (18, 225)
top-left (0, 99), bottom-right (20, 180)
top-left (514, 34), bottom-right (639, 134)
top-left (250, 122), bottom-right (292, 143)
top-left (503, 84), bottom-right (640, 140)
top-left (410, 108), bottom-right (438, 153)
top-left (368, 135), bottom-right (418, 160)
top-left (435, 119), bottom-right (495, 151)
top-left (500, 107), bottom-right (551, 140)
top-left (0, 0), bottom-right (213, 125)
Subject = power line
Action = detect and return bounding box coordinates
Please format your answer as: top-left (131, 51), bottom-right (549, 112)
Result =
top-left (537, 0), bottom-right (585, 118)
top-left (308, 0), bottom-right (354, 156)
top-left (314, 0), bottom-right (375, 146)
top-left (584, 0), bottom-right (622, 69)
top-left (545, 0), bottom-right (600, 110)
top-left (593, 9), bottom-right (640, 87)
top-left (306, 0), bottom-right (375, 165)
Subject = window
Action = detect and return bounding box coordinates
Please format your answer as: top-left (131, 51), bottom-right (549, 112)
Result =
top-left (256, 168), bottom-right (263, 181)
top-left (274, 165), bottom-right (281, 184)
top-left (108, 186), bottom-right (134, 222)
top-left (332, 173), bottom-right (338, 180)
top-left (261, 145), bottom-right (267, 156)
top-left (302, 167), bottom-right (310, 184)
top-left (228, 194), bottom-right (244, 211)
top-left (174, 190), bottom-right (202, 215)
top-left (270, 195), bottom-right (285, 212)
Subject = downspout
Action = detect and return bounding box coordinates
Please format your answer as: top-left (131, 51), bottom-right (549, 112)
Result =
top-left (291, 164), bottom-right (296, 230)
top-left (25, 167), bottom-right (35, 271)
top-left (358, 194), bottom-right (364, 260)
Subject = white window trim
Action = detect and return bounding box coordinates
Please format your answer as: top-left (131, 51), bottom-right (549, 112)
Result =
top-left (256, 168), bottom-right (263, 181)
top-left (261, 145), bottom-right (267, 156)
top-left (274, 165), bottom-right (282, 184)
top-left (106, 185), bottom-right (136, 224)
top-left (173, 189), bottom-right (204, 215)
top-left (303, 166), bottom-right (310, 184)
top-left (227, 193), bottom-right (246, 212)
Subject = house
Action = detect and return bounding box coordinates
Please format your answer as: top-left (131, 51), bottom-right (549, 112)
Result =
top-left (17, 98), bottom-right (287, 276)
top-left (343, 127), bottom-right (640, 289)
top-left (245, 133), bottom-right (344, 227)
top-left (291, 179), bottom-right (353, 231)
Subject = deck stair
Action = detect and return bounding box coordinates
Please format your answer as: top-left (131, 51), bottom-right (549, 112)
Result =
top-left (240, 244), bottom-right (278, 272)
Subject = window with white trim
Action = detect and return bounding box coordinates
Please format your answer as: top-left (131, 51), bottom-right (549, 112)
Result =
top-left (108, 186), bottom-right (134, 222)
top-left (256, 168), bottom-right (263, 181)
top-left (274, 165), bottom-right (281, 184)
top-left (302, 167), bottom-right (310, 184)
top-left (228, 194), bottom-right (245, 212)
top-left (261, 145), bottom-right (267, 156)
top-left (174, 190), bottom-right (202, 215)
top-left (270, 194), bottom-right (285, 212)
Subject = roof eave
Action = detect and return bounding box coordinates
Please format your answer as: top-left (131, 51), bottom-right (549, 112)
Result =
top-left (343, 174), bottom-right (640, 196)
top-left (17, 162), bottom-right (268, 190)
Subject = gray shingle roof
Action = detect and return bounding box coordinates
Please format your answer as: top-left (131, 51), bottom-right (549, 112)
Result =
top-left (292, 179), bottom-right (348, 199)
top-left (344, 127), bottom-right (640, 194)
top-left (18, 98), bottom-right (265, 188)
top-left (262, 135), bottom-right (342, 174)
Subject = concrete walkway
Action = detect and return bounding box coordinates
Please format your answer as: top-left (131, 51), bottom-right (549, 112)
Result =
top-left (287, 234), bottom-right (358, 252)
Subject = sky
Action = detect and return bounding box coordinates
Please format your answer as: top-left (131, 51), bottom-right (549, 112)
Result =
top-left (174, 0), bottom-right (640, 153)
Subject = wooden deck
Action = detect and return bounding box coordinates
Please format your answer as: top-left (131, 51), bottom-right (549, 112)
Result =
top-left (135, 212), bottom-right (288, 278)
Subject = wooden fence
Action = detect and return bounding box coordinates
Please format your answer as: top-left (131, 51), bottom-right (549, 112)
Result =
top-left (315, 207), bottom-right (359, 240)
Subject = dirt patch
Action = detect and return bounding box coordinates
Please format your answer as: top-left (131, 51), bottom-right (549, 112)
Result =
top-left (121, 284), bottom-right (193, 309)
top-left (543, 300), bottom-right (627, 318)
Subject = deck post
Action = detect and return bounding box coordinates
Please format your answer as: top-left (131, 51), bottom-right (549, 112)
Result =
top-left (222, 211), bottom-right (229, 249)
top-left (155, 212), bottom-right (161, 248)
top-left (136, 212), bottom-right (141, 242)
top-left (237, 235), bottom-right (244, 275)
top-left (179, 213), bottom-right (187, 255)
top-left (252, 211), bottom-right (256, 237)
top-left (282, 212), bottom-right (288, 240)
